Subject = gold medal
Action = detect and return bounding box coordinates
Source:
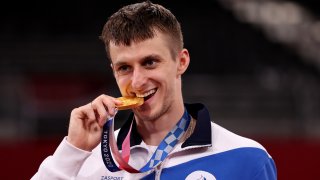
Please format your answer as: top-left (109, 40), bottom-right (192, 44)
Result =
top-left (116, 97), bottom-right (144, 110)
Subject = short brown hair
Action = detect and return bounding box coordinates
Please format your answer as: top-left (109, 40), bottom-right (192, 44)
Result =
top-left (100, 1), bottom-right (183, 60)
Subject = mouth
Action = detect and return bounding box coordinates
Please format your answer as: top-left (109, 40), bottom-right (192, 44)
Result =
top-left (136, 88), bottom-right (157, 102)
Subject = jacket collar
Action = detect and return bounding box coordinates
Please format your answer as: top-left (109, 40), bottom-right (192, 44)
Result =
top-left (116, 103), bottom-right (212, 150)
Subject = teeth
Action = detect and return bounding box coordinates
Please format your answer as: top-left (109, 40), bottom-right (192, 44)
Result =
top-left (136, 89), bottom-right (156, 98)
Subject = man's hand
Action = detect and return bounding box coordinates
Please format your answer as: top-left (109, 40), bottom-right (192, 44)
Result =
top-left (67, 95), bottom-right (122, 151)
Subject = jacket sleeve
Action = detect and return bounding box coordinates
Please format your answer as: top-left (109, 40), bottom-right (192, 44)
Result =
top-left (31, 137), bottom-right (92, 180)
top-left (254, 158), bottom-right (277, 180)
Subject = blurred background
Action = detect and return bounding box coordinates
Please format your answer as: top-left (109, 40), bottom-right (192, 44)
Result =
top-left (1, 0), bottom-right (319, 179)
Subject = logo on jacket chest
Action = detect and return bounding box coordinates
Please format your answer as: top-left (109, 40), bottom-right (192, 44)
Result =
top-left (186, 170), bottom-right (216, 180)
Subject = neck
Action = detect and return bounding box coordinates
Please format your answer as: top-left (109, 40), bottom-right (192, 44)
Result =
top-left (135, 103), bottom-right (185, 146)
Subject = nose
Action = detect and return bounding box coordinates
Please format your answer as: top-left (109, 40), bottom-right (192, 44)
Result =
top-left (131, 67), bottom-right (146, 91)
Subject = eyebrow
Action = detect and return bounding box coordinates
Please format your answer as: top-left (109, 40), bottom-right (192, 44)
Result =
top-left (113, 54), bottom-right (162, 67)
top-left (113, 60), bottom-right (127, 68)
top-left (140, 54), bottom-right (162, 63)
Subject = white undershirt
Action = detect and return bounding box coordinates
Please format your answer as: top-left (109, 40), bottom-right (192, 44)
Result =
top-left (127, 142), bottom-right (158, 169)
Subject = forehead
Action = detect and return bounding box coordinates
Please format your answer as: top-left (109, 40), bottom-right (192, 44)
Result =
top-left (109, 32), bottom-right (173, 64)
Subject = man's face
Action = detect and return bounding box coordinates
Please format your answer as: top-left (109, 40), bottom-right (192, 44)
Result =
top-left (109, 32), bottom-right (184, 122)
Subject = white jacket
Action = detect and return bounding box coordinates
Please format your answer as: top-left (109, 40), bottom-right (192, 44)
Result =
top-left (32, 103), bottom-right (277, 180)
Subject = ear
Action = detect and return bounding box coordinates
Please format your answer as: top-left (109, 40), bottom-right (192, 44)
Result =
top-left (177, 49), bottom-right (190, 76)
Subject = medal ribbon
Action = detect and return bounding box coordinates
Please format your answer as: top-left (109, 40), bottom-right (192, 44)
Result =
top-left (101, 109), bottom-right (191, 173)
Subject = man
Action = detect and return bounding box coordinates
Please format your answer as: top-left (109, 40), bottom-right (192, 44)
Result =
top-left (32, 1), bottom-right (277, 179)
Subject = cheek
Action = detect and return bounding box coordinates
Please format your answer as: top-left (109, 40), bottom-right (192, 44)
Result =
top-left (159, 69), bottom-right (175, 82)
top-left (116, 77), bottom-right (129, 94)
top-left (157, 73), bottom-right (174, 90)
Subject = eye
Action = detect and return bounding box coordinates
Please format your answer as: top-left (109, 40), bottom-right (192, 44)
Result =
top-left (142, 59), bottom-right (158, 69)
top-left (116, 65), bottom-right (132, 75)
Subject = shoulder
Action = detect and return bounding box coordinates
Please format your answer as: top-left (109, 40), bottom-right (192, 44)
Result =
top-left (210, 122), bottom-right (276, 178)
top-left (211, 122), bottom-right (268, 154)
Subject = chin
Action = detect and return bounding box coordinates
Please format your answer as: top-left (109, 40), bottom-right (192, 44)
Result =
top-left (133, 106), bottom-right (158, 122)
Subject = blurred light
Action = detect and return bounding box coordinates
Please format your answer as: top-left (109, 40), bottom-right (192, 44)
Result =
top-left (218, 0), bottom-right (320, 70)
top-left (311, 21), bottom-right (320, 43)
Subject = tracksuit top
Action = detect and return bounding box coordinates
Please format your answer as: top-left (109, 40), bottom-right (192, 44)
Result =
top-left (32, 103), bottom-right (277, 180)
